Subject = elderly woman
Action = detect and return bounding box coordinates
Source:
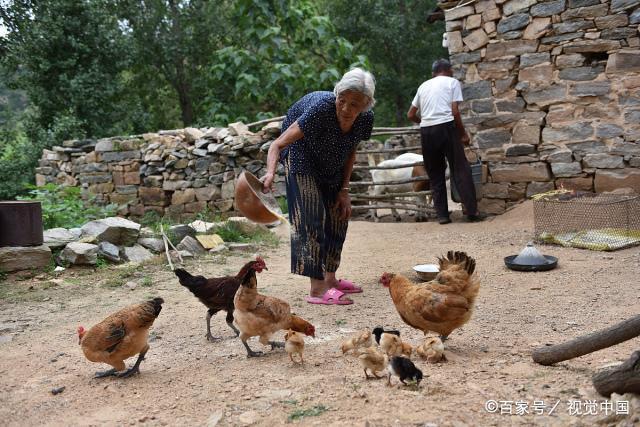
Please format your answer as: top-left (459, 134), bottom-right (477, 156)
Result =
top-left (262, 68), bottom-right (375, 305)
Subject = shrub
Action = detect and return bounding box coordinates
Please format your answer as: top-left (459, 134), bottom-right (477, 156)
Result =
top-left (17, 184), bottom-right (117, 229)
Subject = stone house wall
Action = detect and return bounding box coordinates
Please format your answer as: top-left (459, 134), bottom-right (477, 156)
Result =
top-left (35, 122), bottom-right (286, 221)
top-left (444, 0), bottom-right (640, 214)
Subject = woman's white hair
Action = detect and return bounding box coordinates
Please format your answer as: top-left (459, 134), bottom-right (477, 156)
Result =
top-left (333, 67), bottom-right (376, 109)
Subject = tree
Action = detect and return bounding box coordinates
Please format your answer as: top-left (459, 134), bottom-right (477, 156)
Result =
top-left (1, 0), bottom-right (134, 139)
top-left (203, 0), bottom-right (368, 124)
top-left (321, 0), bottom-right (446, 126)
top-left (116, 0), bottom-right (228, 127)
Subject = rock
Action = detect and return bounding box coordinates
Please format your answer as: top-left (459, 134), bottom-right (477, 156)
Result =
top-left (497, 13), bottom-right (530, 33)
top-left (51, 386), bottom-right (65, 395)
top-left (238, 410), bottom-right (260, 426)
top-left (596, 124), bottom-right (624, 139)
top-left (226, 217), bottom-right (269, 235)
top-left (447, 31), bottom-right (464, 53)
top-left (631, 8), bottom-right (640, 24)
top-left (81, 217), bottom-right (141, 246)
top-left (228, 122), bottom-right (250, 137)
top-left (542, 123), bottom-right (593, 143)
top-left (43, 228), bottom-right (81, 249)
top-left (595, 14), bottom-right (629, 29)
top-left (550, 162), bottom-right (583, 177)
top-left (582, 154), bottom-right (625, 169)
top-left (176, 236), bottom-right (206, 255)
top-left (195, 234), bottom-right (225, 249)
top-left (227, 243), bottom-right (258, 252)
top-left (520, 52), bottom-right (550, 67)
top-left (558, 66), bottom-right (603, 81)
top-left (475, 129), bottom-right (512, 149)
top-left (546, 149), bottom-right (573, 163)
top-left (98, 241), bottom-right (121, 263)
top-left (61, 242), bottom-right (98, 265)
top-left (183, 127), bottom-right (204, 142)
top-left (486, 40), bottom-right (539, 59)
top-left (463, 29), bottom-right (490, 50)
top-left (137, 238), bottom-right (165, 253)
top-left (0, 245), bottom-right (52, 273)
top-left (207, 411), bottom-right (224, 427)
top-left (556, 176), bottom-right (593, 191)
top-left (531, 0), bottom-right (565, 17)
top-left (522, 84), bottom-right (567, 107)
top-left (169, 224), bottom-right (196, 243)
top-left (606, 51), bottom-right (640, 73)
top-left (569, 81), bottom-right (611, 97)
top-left (518, 64), bottom-right (553, 83)
top-left (445, 5), bottom-right (475, 20)
top-left (462, 80), bottom-right (492, 100)
top-left (561, 3), bottom-right (608, 19)
top-left (209, 244), bottom-right (227, 253)
top-left (552, 19), bottom-right (594, 35)
top-left (611, 0), bottom-right (640, 12)
top-left (562, 40), bottom-right (620, 54)
top-left (506, 144), bottom-right (536, 156)
top-left (122, 245), bottom-right (155, 263)
top-left (512, 125), bottom-right (540, 145)
top-left (555, 53), bottom-right (585, 68)
top-left (595, 169), bottom-right (640, 192)
top-left (503, 0), bottom-right (538, 16)
top-left (124, 281), bottom-right (137, 290)
top-left (490, 163), bottom-right (551, 182)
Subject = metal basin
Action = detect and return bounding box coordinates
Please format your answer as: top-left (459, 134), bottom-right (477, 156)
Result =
top-left (413, 263), bottom-right (439, 281)
top-left (504, 255), bottom-right (558, 272)
top-left (234, 171), bottom-right (285, 224)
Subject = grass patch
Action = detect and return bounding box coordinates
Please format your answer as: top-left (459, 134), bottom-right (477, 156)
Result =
top-left (141, 276), bottom-right (153, 287)
top-left (215, 221), bottom-right (279, 247)
top-left (287, 405), bottom-right (328, 422)
top-left (335, 319), bottom-right (347, 326)
top-left (102, 263), bottom-right (143, 288)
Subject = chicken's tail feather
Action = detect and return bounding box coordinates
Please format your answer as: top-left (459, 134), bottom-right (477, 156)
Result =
top-left (439, 251), bottom-right (476, 275)
top-left (174, 268), bottom-right (207, 290)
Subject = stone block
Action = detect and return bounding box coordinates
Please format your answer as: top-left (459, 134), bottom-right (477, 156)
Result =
top-left (553, 19), bottom-right (594, 34)
top-left (506, 144), bottom-right (537, 156)
top-left (594, 168), bottom-right (640, 192)
top-left (555, 53), bottom-right (585, 68)
top-left (496, 98), bottom-right (526, 113)
top-left (569, 81), bottom-right (611, 97)
top-left (448, 31), bottom-right (464, 53)
top-left (194, 186), bottom-right (221, 201)
top-left (566, 140), bottom-right (607, 155)
top-left (482, 182), bottom-right (510, 198)
top-left (550, 162), bottom-right (583, 177)
top-left (512, 125), bottom-right (541, 145)
top-left (596, 124), bottom-right (624, 139)
top-left (595, 14), bottom-right (629, 29)
top-left (477, 58), bottom-right (518, 79)
top-left (503, 0), bottom-right (538, 16)
top-left (184, 201), bottom-right (208, 213)
top-left (463, 80), bottom-right (493, 100)
top-left (583, 154), bottom-right (625, 169)
top-left (475, 129), bottom-right (512, 149)
top-left (561, 4), bottom-right (608, 19)
top-left (523, 17), bottom-right (551, 39)
top-left (546, 149), bottom-right (573, 163)
top-left (482, 7), bottom-right (502, 21)
top-left (542, 122), bottom-right (594, 142)
top-left (471, 99), bottom-right (495, 114)
top-left (611, 0), bottom-right (640, 12)
top-left (556, 176), bottom-right (593, 191)
top-left (123, 171), bottom-right (140, 185)
top-left (139, 186), bottom-right (169, 206)
top-left (500, 30), bottom-right (524, 40)
top-left (0, 245), bottom-right (52, 273)
top-left (478, 198), bottom-right (507, 214)
top-left (518, 64), bottom-right (553, 83)
top-left (446, 20), bottom-right (463, 31)
top-left (523, 84), bottom-right (567, 107)
top-left (484, 21), bottom-right (497, 34)
top-left (601, 27), bottom-right (637, 40)
top-left (521, 53), bottom-right (550, 68)
top-left (526, 181), bottom-right (555, 197)
top-left (445, 5), bottom-right (475, 21)
top-left (491, 162), bottom-right (551, 182)
top-left (172, 188), bottom-right (196, 205)
top-left (558, 65), bottom-right (604, 81)
top-left (485, 40), bottom-right (539, 59)
top-left (450, 52), bottom-right (482, 64)
top-left (631, 8), bottom-right (640, 24)
top-left (497, 13), bottom-right (530, 33)
top-left (563, 40), bottom-right (620, 53)
top-left (466, 14), bottom-right (482, 29)
top-left (531, 0), bottom-right (566, 16)
top-left (463, 29), bottom-right (490, 51)
top-left (606, 51), bottom-right (640, 73)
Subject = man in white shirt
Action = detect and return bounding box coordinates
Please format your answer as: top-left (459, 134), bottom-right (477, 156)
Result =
top-left (407, 59), bottom-right (483, 224)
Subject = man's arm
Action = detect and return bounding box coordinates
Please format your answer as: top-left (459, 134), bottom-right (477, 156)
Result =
top-left (407, 105), bottom-right (420, 124)
top-left (451, 101), bottom-right (470, 145)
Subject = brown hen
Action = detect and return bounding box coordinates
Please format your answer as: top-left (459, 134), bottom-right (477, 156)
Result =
top-left (380, 251), bottom-right (480, 340)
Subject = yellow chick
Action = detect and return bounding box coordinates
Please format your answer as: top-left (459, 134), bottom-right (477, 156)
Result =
top-left (357, 346), bottom-right (388, 379)
top-left (284, 329), bottom-right (305, 365)
top-left (341, 329), bottom-right (373, 354)
top-left (416, 336), bottom-right (446, 363)
top-left (379, 332), bottom-right (412, 357)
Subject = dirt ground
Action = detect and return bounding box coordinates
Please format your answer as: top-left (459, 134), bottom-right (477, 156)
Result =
top-left (1, 200), bottom-right (639, 427)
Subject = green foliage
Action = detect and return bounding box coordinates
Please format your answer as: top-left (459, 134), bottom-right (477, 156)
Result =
top-left (215, 221), bottom-right (279, 246)
top-left (277, 196), bottom-right (289, 215)
top-left (287, 405), bottom-right (328, 422)
top-left (321, 0), bottom-right (447, 125)
top-left (17, 184), bottom-right (117, 229)
top-left (203, 0), bottom-right (368, 124)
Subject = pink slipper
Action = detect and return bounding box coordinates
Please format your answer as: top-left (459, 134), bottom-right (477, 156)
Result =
top-left (305, 288), bottom-right (353, 305)
top-left (336, 279), bottom-right (362, 294)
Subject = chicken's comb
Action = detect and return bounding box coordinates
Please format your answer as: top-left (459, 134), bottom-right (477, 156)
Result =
top-left (77, 326), bottom-right (85, 334)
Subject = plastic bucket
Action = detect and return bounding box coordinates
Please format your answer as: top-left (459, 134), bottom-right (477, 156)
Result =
top-left (451, 160), bottom-right (483, 203)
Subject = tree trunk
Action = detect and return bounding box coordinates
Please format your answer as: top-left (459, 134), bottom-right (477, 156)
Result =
top-left (592, 350), bottom-right (640, 397)
top-left (532, 315), bottom-right (640, 366)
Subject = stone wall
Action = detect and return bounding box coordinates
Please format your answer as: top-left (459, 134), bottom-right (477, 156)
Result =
top-left (444, 0), bottom-right (640, 214)
top-left (35, 121), bottom-right (285, 221)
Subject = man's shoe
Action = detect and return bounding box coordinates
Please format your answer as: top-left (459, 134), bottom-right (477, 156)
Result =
top-left (467, 213), bottom-right (487, 222)
top-left (438, 217), bottom-right (452, 225)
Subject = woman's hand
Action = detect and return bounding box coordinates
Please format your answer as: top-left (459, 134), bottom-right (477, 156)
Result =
top-left (335, 189), bottom-right (352, 220)
top-left (261, 172), bottom-right (275, 193)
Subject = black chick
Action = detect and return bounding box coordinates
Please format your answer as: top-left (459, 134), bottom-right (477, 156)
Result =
top-left (372, 326), bottom-right (400, 345)
top-left (387, 356), bottom-right (423, 387)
